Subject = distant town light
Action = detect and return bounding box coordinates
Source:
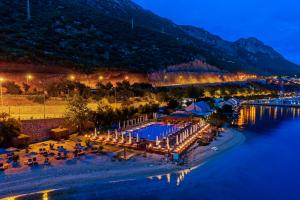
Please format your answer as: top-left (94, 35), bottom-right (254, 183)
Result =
top-left (125, 76), bottom-right (129, 80)
top-left (0, 77), bottom-right (4, 82)
top-left (99, 75), bottom-right (104, 81)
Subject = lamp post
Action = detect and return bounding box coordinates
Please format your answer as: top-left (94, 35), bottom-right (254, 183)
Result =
top-left (0, 78), bottom-right (4, 108)
top-left (39, 80), bottom-right (46, 119)
top-left (26, 74), bottom-right (33, 85)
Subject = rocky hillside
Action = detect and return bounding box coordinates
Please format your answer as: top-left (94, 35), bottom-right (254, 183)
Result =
top-left (0, 0), bottom-right (299, 75)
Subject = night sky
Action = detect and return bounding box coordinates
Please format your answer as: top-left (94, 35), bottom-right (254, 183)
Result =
top-left (134, 0), bottom-right (300, 65)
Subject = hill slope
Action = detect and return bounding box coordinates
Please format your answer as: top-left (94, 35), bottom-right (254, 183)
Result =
top-left (0, 0), bottom-right (299, 75)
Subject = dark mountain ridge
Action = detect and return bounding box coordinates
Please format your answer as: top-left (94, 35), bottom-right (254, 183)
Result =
top-left (0, 0), bottom-right (299, 75)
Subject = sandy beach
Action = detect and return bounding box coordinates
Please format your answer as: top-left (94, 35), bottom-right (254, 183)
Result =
top-left (0, 128), bottom-right (245, 199)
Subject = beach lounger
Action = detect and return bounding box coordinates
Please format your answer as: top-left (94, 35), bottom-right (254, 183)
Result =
top-left (44, 158), bottom-right (50, 165)
top-left (26, 158), bottom-right (33, 166)
top-left (0, 163), bottom-right (9, 171)
top-left (56, 152), bottom-right (62, 160)
top-left (32, 157), bottom-right (38, 165)
top-left (78, 150), bottom-right (85, 156)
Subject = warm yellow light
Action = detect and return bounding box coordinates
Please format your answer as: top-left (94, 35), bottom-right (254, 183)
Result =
top-left (26, 74), bottom-right (33, 80)
top-left (69, 75), bottom-right (76, 81)
top-left (0, 77), bottom-right (4, 83)
top-left (99, 75), bottom-right (104, 81)
top-left (164, 75), bottom-right (168, 80)
top-left (125, 76), bottom-right (129, 80)
top-left (179, 75), bottom-right (183, 79)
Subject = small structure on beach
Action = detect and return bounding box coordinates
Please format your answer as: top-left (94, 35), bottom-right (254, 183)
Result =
top-left (50, 127), bottom-right (70, 140)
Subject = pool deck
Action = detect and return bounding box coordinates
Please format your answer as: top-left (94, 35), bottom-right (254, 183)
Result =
top-left (92, 121), bottom-right (209, 155)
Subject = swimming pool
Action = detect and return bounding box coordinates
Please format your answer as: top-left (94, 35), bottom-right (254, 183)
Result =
top-left (127, 123), bottom-right (179, 141)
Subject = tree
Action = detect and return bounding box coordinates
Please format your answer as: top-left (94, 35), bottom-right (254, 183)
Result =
top-left (207, 113), bottom-right (227, 128)
top-left (0, 114), bottom-right (21, 147)
top-left (3, 81), bottom-right (22, 94)
top-left (65, 95), bottom-right (91, 133)
top-left (167, 99), bottom-right (180, 110)
top-left (22, 82), bottom-right (30, 94)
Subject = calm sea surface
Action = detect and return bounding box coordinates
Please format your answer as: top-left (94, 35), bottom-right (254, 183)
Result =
top-left (11, 106), bottom-right (300, 200)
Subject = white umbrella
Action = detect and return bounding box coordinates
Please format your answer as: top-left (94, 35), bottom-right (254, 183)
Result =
top-left (6, 147), bottom-right (19, 152)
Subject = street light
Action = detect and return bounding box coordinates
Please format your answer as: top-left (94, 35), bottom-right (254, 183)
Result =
top-left (0, 77), bottom-right (4, 108)
top-left (69, 75), bottom-right (76, 81)
top-left (26, 74), bottom-right (33, 84)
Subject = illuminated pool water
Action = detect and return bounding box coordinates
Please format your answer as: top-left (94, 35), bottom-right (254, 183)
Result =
top-left (128, 123), bottom-right (180, 141)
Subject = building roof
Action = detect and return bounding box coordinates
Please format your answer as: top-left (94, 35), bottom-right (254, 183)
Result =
top-left (185, 101), bottom-right (212, 116)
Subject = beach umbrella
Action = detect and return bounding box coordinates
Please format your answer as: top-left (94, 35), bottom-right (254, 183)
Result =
top-left (25, 152), bottom-right (37, 157)
top-left (58, 147), bottom-right (67, 152)
top-left (6, 147), bottom-right (19, 152)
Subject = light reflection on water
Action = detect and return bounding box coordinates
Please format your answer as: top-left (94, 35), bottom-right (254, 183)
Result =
top-left (4, 165), bottom-right (202, 200)
top-left (1, 189), bottom-right (54, 200)
top-left (236, 105), bottom-right (300, 129)
top-left (148, 164), bottom-right (202, 186)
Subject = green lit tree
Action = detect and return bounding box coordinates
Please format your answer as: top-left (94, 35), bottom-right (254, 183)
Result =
top-left (65, 94), bottom-right (91, 133)
top-left (0, 113), bottom-right (21, 147)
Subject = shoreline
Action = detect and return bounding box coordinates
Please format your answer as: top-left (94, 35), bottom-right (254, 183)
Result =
top-left (0, 128), bottom-right (245, 198)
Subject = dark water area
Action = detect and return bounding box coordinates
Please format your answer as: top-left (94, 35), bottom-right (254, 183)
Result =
top-left (11, 106), bottom-right (300, 200)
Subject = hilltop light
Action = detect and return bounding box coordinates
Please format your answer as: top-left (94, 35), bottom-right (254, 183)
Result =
top-left (99, 75), bottom-right (104, 81)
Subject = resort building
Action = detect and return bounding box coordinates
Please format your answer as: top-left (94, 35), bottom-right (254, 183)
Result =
top-left (224, 98), bottom-right (240, 108)
top-left (185, 101), bottom-right (213, 117)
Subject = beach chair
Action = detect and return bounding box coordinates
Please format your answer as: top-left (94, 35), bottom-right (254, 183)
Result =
top-left (27, 158), bottom-right (33, 166)
top-left (61, 152), bottom-right (67, 159)
top-left (7, 153), bottom-right (13, 160)
top-left (91, 146), bottom-right (98, 153)
top-left (33, 157), bottom-right (38, 165)
top-left (0, 163), bottom-right (4, 171)
top-left (56, 152), bottom-right (62, 160)
top-left (44, 158), bottom-right (50, 165)
top-left (78, 149), bottom-right (85, 156)
top-left (0, 163), bottom-right (9, 171)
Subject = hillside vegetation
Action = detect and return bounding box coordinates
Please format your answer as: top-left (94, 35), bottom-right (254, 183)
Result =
top-left (0, 0), bottom-right (299, 75)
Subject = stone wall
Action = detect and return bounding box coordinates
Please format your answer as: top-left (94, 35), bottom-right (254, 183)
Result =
top-left (21, 118), bottom-right (71, 143)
